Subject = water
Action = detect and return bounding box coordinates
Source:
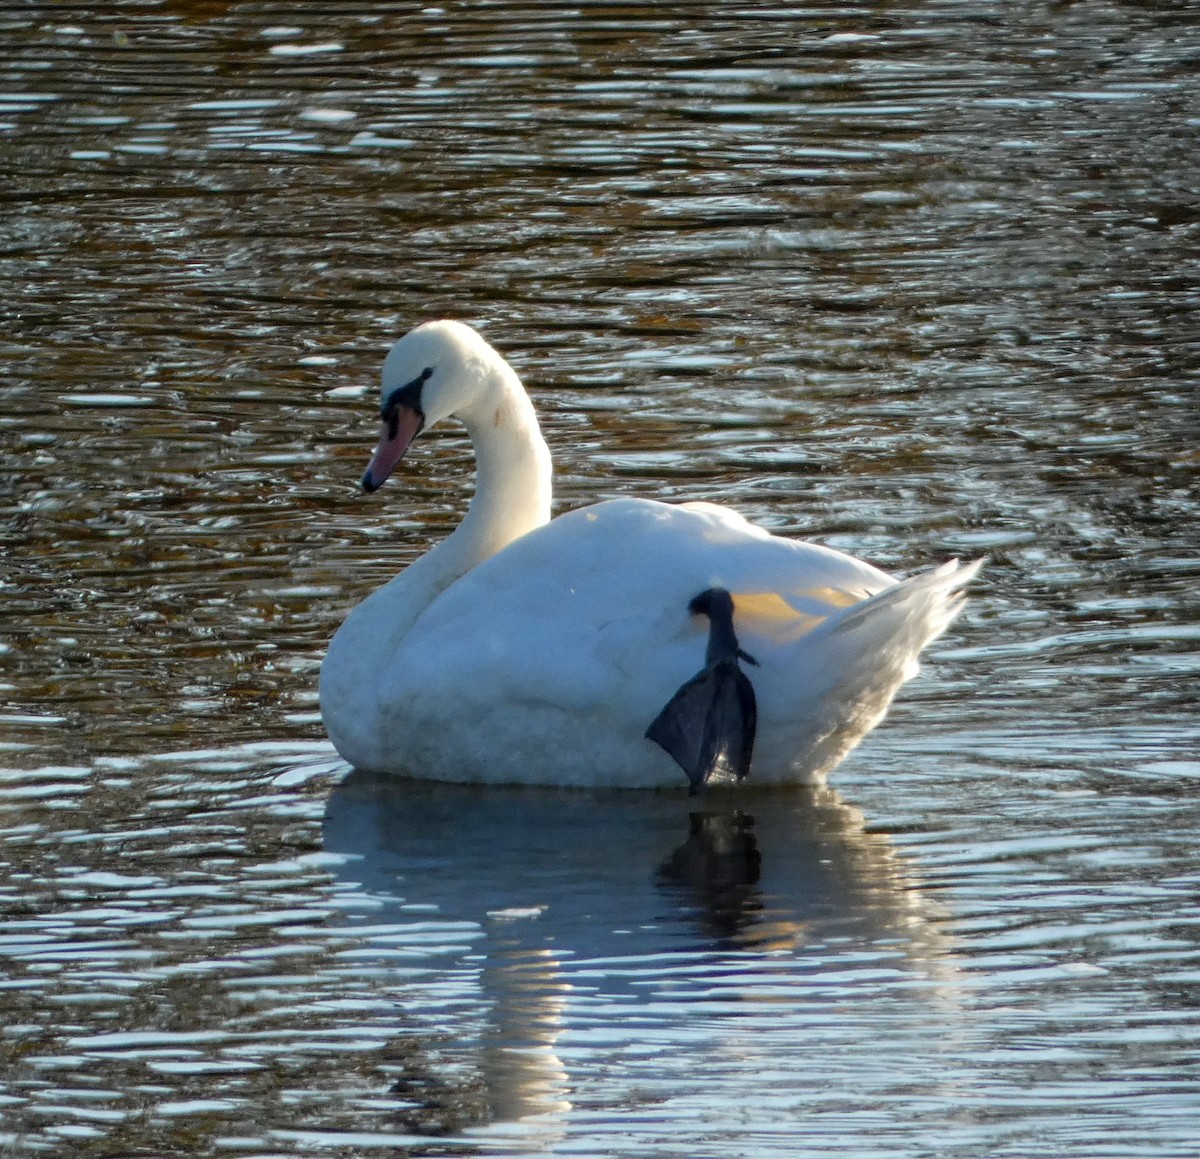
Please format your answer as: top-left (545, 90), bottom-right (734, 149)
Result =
top-left (2, 2), bottom-right (1198, 1155)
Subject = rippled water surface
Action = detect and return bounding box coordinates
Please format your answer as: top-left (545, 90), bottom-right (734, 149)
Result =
top-left (2, 2), bottom-right (1198, 1155)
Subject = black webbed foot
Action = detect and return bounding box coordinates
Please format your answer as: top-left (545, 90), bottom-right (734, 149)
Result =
top-left (646, 588), bottom-right (758, 793)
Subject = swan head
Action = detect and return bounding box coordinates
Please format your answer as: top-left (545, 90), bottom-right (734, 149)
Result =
top-left (362, 320), bottom-right (500, 493)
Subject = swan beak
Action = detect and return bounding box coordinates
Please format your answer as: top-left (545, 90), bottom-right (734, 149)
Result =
top-left (362, 408), bottom-right (423, 493)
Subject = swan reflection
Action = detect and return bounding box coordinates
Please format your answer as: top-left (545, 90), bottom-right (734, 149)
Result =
top-left (322, 775), bottom-right (954, 1135)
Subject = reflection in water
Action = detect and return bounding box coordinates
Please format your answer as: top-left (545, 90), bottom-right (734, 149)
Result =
top-left (322, 774), bottom-right (955, 1130)
top-left (657, 810), bottom-right (763, 942)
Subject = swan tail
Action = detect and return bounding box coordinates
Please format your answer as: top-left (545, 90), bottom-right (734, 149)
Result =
top-left (801, 556), bottom-right (983, 729)
top-left (646, 660), bottom-right (757, 794)
top-left (735, 558), bottom-right (981, 785)
top-left (831, 557), bottom-right (982, 654)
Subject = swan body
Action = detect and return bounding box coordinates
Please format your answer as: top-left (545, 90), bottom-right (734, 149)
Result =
top-left (320, 320), bottom-right (979, 788)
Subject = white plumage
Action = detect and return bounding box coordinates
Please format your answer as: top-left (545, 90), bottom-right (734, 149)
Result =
top-left (320, 320), bottom-right (979, 788)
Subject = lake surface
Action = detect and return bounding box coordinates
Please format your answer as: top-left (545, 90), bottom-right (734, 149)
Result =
top-left (2, 2), bottom-right (1198, 1155)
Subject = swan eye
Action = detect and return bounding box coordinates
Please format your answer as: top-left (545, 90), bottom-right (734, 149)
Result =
top-left (380, 366), bottom-right (434, 433)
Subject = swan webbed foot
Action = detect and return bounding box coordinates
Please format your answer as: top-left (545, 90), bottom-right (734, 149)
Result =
top-left (646, 587), bottom-right (759, 794)
top-left (646, 661), bottom-right (757, 794)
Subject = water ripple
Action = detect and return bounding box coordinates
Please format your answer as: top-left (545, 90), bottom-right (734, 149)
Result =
top-left (2, 1), bottom-right (1198, 1154)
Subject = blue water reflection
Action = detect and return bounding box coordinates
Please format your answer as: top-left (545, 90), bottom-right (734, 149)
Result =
top-left (323, 775), bottom-right (956, 1137)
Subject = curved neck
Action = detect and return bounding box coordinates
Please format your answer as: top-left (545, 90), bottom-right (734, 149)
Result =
top-left (397, 361), bottom-right (552, 627)
top-left (456, 368), bottom-right (553, 561)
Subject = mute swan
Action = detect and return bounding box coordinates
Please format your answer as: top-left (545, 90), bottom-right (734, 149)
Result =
top-left (319, 320), bottom-right (979, 789)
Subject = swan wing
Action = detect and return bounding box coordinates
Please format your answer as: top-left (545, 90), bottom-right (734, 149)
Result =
top-left (374, 499), bottom-right (920, 786)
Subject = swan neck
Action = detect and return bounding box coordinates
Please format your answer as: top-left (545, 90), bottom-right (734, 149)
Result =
top-left (456, 364), bottom-right (552, 557)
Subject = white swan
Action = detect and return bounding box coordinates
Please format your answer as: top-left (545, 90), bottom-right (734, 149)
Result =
top-left (319, 320), bottom-right (979, 789)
